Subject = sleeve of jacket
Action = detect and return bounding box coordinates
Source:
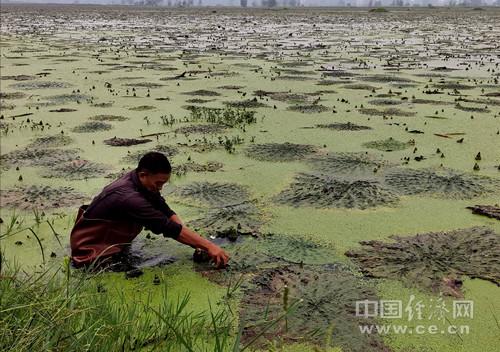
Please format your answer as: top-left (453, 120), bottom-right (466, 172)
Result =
top-left (121, 193), bottom-right (182, 239)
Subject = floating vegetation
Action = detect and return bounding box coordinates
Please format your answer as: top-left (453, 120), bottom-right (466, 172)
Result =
top-left (27, 134), bottom-right (73, 148)
top-left (89, 114), bottom-right (129, 122)
top-left (276, 173), bottom-right (398, 209)
top-left (466, 205), bottom-right (500, 220)
top-left (245, 142), bottom-right (318, 162)
top-left (360, 74), bottom-right (415, 83)
top-left (342, 83), bottom-right (380, 90)
top-left (368, 99), bottom-right (402, 106)
top-left (103, 137), bottom-right (152, 147)
top-left (9, 81), bottom-right (72, 90)
top-left (39, 160), bottom-right (110, 180)
top-left (358, 107), bottom-right (416, 117)
top-left (71, 121), bottom-right (113, 133)
top-left (175, 124), bottom-right (227, 134)
top-left (362, 137), bottom-right (413, 152)
top-left (170, 181), bottom-right (249, 207)
top-left (433, 82), bottom-right (474, 90)
top-left (411, 98), bottom-right (451, 105)
top-left (272, 92), bottom-right (318, 104)
top-left (186, 106), bottom-right (256, 128)
top-left (121, 145), bottom-right (178, 164)
top-left (346, 227), bottom-right (500, 296)
top-left (184, 98), bottom-right (214, 104)
top-left (0, 91), bottom-right (26, 99)
top-left (182, 89), bottom-right (220, 97)
top-left (122, 82), bottom-right (163, 88)
top-left (223, 98), bottom-right (268, 109)
top-left (454, 103), bottom-right (490, 113)
top-left (384, 167), bottom-right (499, 199)
top-left (257, 233), bottom-right (337, 265)
top-left (42, 93), bottom-right (90, 104)
top-left (92, 102), bottom-right (113, 108)
top-left (0, 74), bottom-right (37, 81)
top-left (316, 122), bottom-right (372, 131)
top-left (0, 184), bottom-right (87, 209)
top-left (287, 103), bottom-right (329, 114)
top-left (308, 152), bottom-right (388, 174)
top-left (0, 101), bottom-right (16, 110)
top-left (128, 105), bottom-right (156, 111)
top-left (240, 264), bottom-right (386, 350)
top-left (0, 148), bottom-right (80, 168)
top-left (190, 201), bottom-right (262, 236)
top-left (49, 108), bottom-right (77, 113)
top-left (321, 70), bottom-right (357, 77)
top-left (217, 85), bottom-right (244, 90)
top-left (173, 161), bottom-right (223, 175)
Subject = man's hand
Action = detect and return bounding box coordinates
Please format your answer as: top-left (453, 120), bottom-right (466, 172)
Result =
top-left (176, 224), bottom-right (230, 269)
top-left (206, 243), bottom-right (229, 268)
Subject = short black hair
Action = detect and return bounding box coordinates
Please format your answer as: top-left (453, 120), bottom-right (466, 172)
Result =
top-left (137, 152), bottom-right (172, 174)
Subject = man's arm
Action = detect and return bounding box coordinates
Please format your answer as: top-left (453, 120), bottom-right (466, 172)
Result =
top-left (175, 225), bottom-right (229, 268)
top-left (169, 213), bottom-right (184, 225)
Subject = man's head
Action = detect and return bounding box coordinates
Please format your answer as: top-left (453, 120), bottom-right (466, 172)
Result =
top-left (137, 152), bottom-right (172, 193)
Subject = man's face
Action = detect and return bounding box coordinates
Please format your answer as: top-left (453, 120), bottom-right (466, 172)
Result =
top-left (138, 171), bottom-right (171, 193)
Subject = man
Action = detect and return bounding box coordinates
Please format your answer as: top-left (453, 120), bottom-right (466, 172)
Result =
top-left (70, 151), bottom-right (229, 270)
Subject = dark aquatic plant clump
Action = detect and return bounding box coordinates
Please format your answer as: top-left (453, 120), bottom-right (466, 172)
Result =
top-left (42, 93), bottom-right (90, 104)
top-left (433, 82), bottom-right (475, 90)
top-left (245, 142), bottom-right (318, 162)
top-left (362, 137), bottom-right (413, 152)
top-left (0, 184), bottom-right (87, 210)
top-left (368, 99), bottom-right (402, 106)
top-left (358, 107), bottom-right (416, 117)
top-left (360, 74), bottom-right (415, 84)
top-left (175, 124), bottom-right (227, 135)
top-left (287, 103), bottom-right (329, 114)
top-left (128, 105), bottom-right (156, 111)
top-left (466, 205), bottom-right (500, 220)
top-left (240, 264), bottom-right (387, 351)
top-left (186, 106), bottom-right (257, 128)
top-left (71, 121), bottom-right (112, 133)
top-left (89, 114), bottom-right (129, 122)
top-left (190, 201), bottom-right (262, 236)
top-left (454, 103), bottom-right (490, 113)
top-left (316, 122), bottom-right (372, 131)
top-left (346, 227), bottom-right (500, 296)
top-left (307, 152), bottom-right (389, 175)
top-left (0, 91), bottom-right (27, 99)
top-left (182, 89), bottom-right (221, 97)
top-left (39, 160), bottom-right (110, 180)
top-left (342, 83), bottom-right (380, 91)
top-left (173, 161), bottom-right (223, 175)
top-left (103, 137), bottom-right (152, 147)
top-left (384, 167), bottom-right (498, 199)
top-left (27, 134), bottom-right (73, 148)
top-left (0, 148), bottom-right (80, 168)
top-left (170, 181), bottom-right (249, 207)
top-left (9, 81), bottom-right (72, 90)
top-left (223, 98), bottom-right (268, 109)
top-left (275, 173), bottom-right (398, 209)
top-left (256, 233), bottom-right (337, 265)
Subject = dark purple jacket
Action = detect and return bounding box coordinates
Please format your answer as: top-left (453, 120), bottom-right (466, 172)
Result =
top-left (84, 169), bottom-right (182, 238)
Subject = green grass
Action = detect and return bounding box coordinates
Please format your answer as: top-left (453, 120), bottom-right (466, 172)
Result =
top-left (0, 248), bottom-right (301, 352)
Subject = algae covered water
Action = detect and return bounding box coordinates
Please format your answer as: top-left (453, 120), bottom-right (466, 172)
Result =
top-left (1, 5), bottom-right (499, 352)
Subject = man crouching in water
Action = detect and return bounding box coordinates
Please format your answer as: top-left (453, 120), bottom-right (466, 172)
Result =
top-left (70, 151), bottom-right (229, 271)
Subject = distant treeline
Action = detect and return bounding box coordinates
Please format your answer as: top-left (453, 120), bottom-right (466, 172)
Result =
top-left (114, 0), bottom-right (500, 7)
